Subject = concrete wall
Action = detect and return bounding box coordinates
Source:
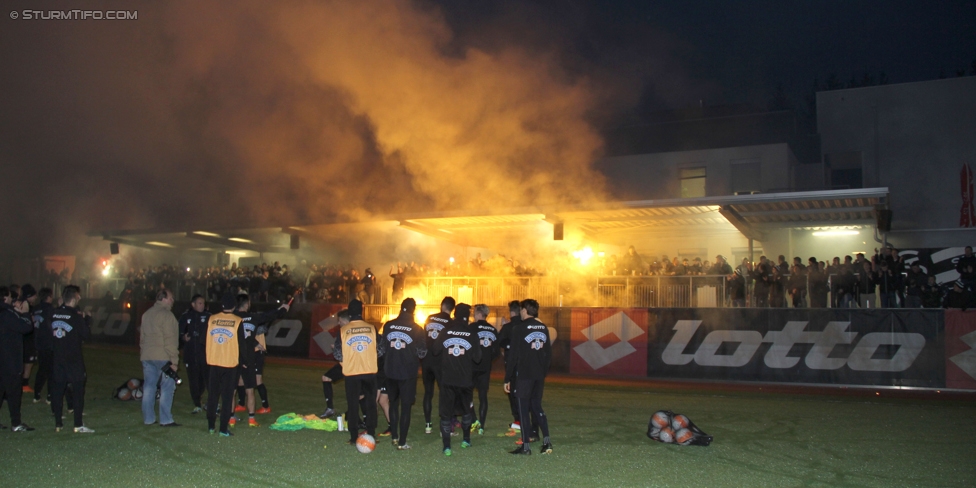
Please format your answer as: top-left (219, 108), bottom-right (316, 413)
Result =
top-left (596, 143), bottom-right (794, 200)
top-left (817, 77), bottom-right (976, 247)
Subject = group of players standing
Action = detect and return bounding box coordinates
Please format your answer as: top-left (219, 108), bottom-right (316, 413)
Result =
top-left (2, 283), bottom-right (553, 457)
top-left (0, 284), bottom-right (93, 433)
top-left (324, 296), bottom-right (553, 456)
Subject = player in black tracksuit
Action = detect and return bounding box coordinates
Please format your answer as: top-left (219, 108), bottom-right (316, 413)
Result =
top-left (50, 286), bottom-right (93, 433)
top-left (31, 288), bottom-right (56, 403)
top-left (505, 299), bottom-right (552, 455)
top-left (469, 304), bottom-right (500, 434)
top-left (421, 296), bottom-right (455, 434)
top-left (381, 298), bottom-right (427, 449)
top-left (178, 294), bottom-right (212, 413)
top-left (0, 297), bottom-right (35, 431)
top-left (234, 295), bottom-right (288, 426)
top-left (431, 303), bottom-right (482, 455)
top-left (497, 300), bottom-right (523, 430)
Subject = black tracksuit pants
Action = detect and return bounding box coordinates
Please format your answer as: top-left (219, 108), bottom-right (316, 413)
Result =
top-left (386, 377), bottom-right (417, 446)
top-left (0, 372), bottom-right (24, 426)
top-left (207, 366), bottom-right (239, 433)
top-left (472, 369), bottom-right (490, 426)
top-left (51, 366), bottom-right (86, 428)
top-left (33, 349), bottom-right (53, 399)
top-left (514, 378), bottom-right (550, 447)
top-left (439, 384), bottom-right (473, 449)
top-left (184, 350), bottom-right (209, 408)
top-left (344, 374), bottom-right (377, 442)
top-left (421, 362), bottom-right (439, 424)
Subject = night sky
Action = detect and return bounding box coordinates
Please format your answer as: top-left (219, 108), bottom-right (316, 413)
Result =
top-left (1, 0), bottom-right (973, 256)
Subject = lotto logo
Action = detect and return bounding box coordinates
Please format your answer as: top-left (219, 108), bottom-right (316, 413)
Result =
top-left (573, 311), bottom-right (646, 370)
top-left (662, 320), bottom-right (926, 372)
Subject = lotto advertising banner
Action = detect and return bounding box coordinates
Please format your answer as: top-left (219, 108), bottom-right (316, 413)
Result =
top-left (945, 309), bottom-right (976, 390)
top-left (570, 308), bottom-right (649, 376)
top-left (647, 309), bottom-right (946, 388)
top-left (249, 303), bottom-right (312, 358)
top-left (307, 304), bottom-right (345, 360)
top-left (78, 299), bottom-right (146, 345)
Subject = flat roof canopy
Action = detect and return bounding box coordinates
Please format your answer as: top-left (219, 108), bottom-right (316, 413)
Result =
top-left (91, 188), bottom-right (888, 252)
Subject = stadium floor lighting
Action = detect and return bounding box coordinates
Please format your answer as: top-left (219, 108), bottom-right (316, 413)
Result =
top-left (812, 230), bottom-right (859, 237)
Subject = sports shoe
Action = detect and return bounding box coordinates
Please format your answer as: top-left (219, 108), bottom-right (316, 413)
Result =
top-left (55, 426), bottom-right (63, 432)
top-left (379, 429), bottom-right (391, 437)
top-left (234, 405), bottom-right (247, 412)
top-left (443, 448), bottom-right (452, 457)
top-left (23, 385), bottom-right (34, 393)
top-left (509, 446), bottom-right (531, 455)
top-left (160, 422), bottom-right (181, 427)
top-left (228, 417), bottom-right (237, 427)
top-left (248, 418), bottom-right (259, 427)
top-left (504, 428), bottom-right (518, 437)
top-left (318, 408), bottom-right (335, 419)
top-left (396, 443), bottom-right (411, 450)
top-left (33, 396), bottom-right (42, 404)
top-left (461, 441), bottom-right (471, 449)
top-left (510, 421), bottom-right (521, 430)
top-left (255, 407), bottom-right (272, 415)
top-left (478, 428), bottom-right (484, 435)
top-left (541, 442), bottom-right (553, 454)
top-left (425, 422), bottom-right (432, 434)
top-left (470, 420), bottom-right (481, 433)
top-left (219, 430), bottom-right (233, 437)
top-left (358, 420), bottom-right (367, 430)
top-left (209, 428), bottom-right (215, 434)
top-left (74, 426), bottom-right (95, 434)
top-left (191, 407), bottom-right (203, 414)
top-left (12, 424), bottom-right (35, 432)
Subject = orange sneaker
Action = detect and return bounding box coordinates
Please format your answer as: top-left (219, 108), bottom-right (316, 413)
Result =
top-left (248, 418), bottom-right (259, 427)
top-left (234, 405), bottom-right (247, 413)
top-left (228, 417), bottom-right (237, 427)
top-left (22, 385), bottom-right (34, 393)
top-left (255, 407), bottom-right (271, 415)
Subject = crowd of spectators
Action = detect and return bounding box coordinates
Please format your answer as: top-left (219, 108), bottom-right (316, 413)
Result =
top-left (95, 244), bottom-right (976, 309)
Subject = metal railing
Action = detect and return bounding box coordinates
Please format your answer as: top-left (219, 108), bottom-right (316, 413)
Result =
top-left (401, 275), bottom-right (729, 308)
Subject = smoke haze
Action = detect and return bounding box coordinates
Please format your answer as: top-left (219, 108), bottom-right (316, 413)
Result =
top-left (0, 0), bottom-right (611, 256)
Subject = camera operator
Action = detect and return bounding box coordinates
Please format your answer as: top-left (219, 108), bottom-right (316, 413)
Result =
top-left (140, 289), bottom-right (180, 427)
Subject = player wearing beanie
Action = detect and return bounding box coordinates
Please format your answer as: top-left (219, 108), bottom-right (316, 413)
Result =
top-left (206, 294), bottom-right (247, 436)
top-left (431, 303), bottom-right (482, 456)
top-left (380, 298), bottom-right (427, 449)
top-left (333, 299), bottom-right (386, 447)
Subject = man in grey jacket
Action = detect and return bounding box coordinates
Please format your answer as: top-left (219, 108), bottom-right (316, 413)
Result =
top-left (140, 289), bottom-right (180, 427)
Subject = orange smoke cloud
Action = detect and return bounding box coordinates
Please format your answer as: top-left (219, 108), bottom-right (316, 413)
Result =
top-left (164, 0), bottom-right (606, 222)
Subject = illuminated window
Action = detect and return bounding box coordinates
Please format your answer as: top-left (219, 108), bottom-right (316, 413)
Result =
top-left (680, 167), bottom-right (706, 198)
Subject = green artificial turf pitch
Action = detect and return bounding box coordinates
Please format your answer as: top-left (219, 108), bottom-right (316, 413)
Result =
top-left (1, 345), bottom-right (974, 487)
